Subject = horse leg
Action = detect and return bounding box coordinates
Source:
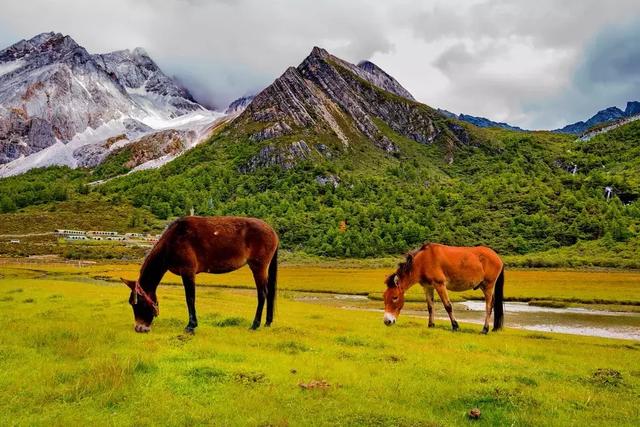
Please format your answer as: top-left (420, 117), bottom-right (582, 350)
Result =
top-left (249, 263), bottom-right (268, 330)
top-left (181, 272), bottom-right (198, 334)
top-left (481, 282), bottom-right (495, 334)
top-left (434, 283), bottom-right (459, 331)
top-left (423, 285), bottom-right (435, 327)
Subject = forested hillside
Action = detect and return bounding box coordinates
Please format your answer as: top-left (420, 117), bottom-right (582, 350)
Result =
top-left (0, 48), bottom-right (638, 265)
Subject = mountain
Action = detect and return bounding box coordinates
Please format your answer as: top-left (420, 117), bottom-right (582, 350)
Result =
top-left (237, 46), bottom-right (470, 168)
top-left (0, 32), bottom-right (217, 176)
top-left (624, 101), bottom-right (640, 117)
top-left (555, 102), bottom-right (640, 135)
top-left (0, 45), bottom-right (638, 265)
top-left (437, 109), bottom-right (523, 131)
top-left (355, 60), bottom-right (415, 101)
top-left (92, 47), bottom-right (205, 119)
top-left (224, 95), bottom-right (255, 115)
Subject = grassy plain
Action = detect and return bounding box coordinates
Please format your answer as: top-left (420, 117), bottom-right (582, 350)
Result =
top-left (4, 260), bottom-right (640, 305)
top-left (1, 262), bottom-right (639, 425)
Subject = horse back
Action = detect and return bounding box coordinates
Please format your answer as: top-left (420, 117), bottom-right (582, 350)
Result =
top-left (163, 216), bottom-right (278, 274)
top-left (419, 244), bottom-right (502, 289)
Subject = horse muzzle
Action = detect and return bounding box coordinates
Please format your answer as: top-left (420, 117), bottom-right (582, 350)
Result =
top-left (134, 323), bottom-right (151, 333)
top-left (383, 312), bottom-right (396, 326)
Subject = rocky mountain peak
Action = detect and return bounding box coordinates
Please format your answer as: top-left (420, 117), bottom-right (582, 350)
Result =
top-left (0, 31), bottom-right (211, 171)
top-left (309, 46), bottom-right (330, 59)
top-left (625, 101), bottom-right (640, 117)
top-left (92, 45), bottom-right (202, 113)
top-left (238, 46), bottom-right (468, 169)
top-left (357, 60), bottom-right (415, 101)
top-left (0, 32), bottom-right (93, 69)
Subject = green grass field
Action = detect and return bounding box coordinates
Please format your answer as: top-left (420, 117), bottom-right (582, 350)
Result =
top-left (1, 264), bottom-right (639, 426)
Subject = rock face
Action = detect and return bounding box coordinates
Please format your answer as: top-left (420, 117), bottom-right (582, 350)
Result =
top-left (356, 60), bottom-right (415, 101)
top-left (75, 128), bottom-right (197, 169)
top-left (93, 48), bottom-right (204, 118)
top-left (240, 46), bottom-right (469, 169)
top-left (241, 140), bottom-right (318, 172)
top-left (0, 32), bottom-right (208, 166)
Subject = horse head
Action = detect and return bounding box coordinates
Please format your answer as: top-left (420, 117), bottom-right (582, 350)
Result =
top-left (382, 253), bottom-right (414, 325)
top-left (120, 278), bottom-right (159, 333)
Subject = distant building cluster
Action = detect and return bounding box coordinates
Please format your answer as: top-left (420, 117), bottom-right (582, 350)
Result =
top-left (55, 229), bottom-right (159, 243)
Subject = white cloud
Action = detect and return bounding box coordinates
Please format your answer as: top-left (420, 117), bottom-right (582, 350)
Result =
top-left (1, 0), bottom-right (639, 129)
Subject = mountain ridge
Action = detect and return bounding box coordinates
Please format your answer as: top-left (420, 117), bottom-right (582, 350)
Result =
top-left (0, 32), bottom-right (217, 176)
top-left (0, 44), bottom-right (638, 264)
top-left (555, 101), bottom-right (640, 135)
top-left (236, 46), bottom-right (472, 169)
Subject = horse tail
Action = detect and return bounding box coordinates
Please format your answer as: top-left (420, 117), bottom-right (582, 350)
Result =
top-left (493, 266), bottom-right (505, 331)
top-left (266, 247), bottom-right (278, 322)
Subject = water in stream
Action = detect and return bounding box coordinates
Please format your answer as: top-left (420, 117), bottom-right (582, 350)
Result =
top-left (293, 293), bottom-right (640, 341)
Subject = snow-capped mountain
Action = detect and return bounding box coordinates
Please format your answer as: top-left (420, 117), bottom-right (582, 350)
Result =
top-left (92, 47), bottom-right (205, 122)
top-left (0, 32), bottom-right (219, 176)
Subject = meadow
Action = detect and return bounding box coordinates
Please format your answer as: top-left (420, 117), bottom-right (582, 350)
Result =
top-left (1, 261), bottom-right (639, 426)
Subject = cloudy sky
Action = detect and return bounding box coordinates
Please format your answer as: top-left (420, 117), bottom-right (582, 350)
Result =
top-left (1, 0), bottom-right (639, 129)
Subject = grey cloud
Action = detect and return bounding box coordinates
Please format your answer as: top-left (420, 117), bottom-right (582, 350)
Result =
top-left (521, 19), bottom-right (640, 129)
top-left (406, 0), bottom-right (640, 49)
top-left (0, 0), bottom-right (396, 109)
top-left (577, 20), bottom-right (640, 88)
top-left (1, 1), bottom-right (640, 128)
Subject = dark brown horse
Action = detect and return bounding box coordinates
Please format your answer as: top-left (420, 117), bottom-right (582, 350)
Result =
top-left (120, 216), bottom-right (278, 333)
top-left (383, 243), bottom-right (504, 333)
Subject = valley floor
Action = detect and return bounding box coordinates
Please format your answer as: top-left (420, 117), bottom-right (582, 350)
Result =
top-left (0, 263), bottom-right (639, 425)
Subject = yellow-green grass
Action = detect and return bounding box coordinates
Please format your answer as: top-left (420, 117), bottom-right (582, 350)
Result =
top-left (1, 271), bottom-right (639, 426)
top-left (3, 260), bottom-right (640, 306)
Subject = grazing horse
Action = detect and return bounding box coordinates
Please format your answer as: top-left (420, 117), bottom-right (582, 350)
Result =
top-left (383, 243), bottom-right (504, 333)
top-left (120, 216), bottom-right (278, 333)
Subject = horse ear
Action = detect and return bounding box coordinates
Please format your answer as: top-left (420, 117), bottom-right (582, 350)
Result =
top-left (120, 277), bottom-right (136, 290)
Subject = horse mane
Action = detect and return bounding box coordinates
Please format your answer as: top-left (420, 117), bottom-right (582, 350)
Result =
top-left (389, 242), bottom-right (431, 287)
top-left (384, 274), bottom-right (396, 288)
top-left (419, 242), bottom-right (432, 251)
top-left (137, 222), bottom-right (176, 290)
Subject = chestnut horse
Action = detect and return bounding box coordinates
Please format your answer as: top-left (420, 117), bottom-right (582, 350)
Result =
top-left (383, 243), bottom-right (504, 333)
top-left (120, 216), bottom-right (278, 333)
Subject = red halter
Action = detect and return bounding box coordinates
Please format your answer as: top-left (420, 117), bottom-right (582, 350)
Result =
top-left (133, 281), bottom-right (159, 316)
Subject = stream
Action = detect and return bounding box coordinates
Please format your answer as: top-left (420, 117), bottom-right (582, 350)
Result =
top-left (293, 293), bottom-right (640, 340)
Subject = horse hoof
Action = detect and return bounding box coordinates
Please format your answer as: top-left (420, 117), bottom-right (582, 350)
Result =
top-left (264, 322), bottom-right (272, 328)
top-left (451, 323), bottom-right (460, 332)
top-left (428, 322), bottom-right (435, 328)
top-left (184, 327), bottom-right (195, 334)
top-left (481, 326), bottom-right (489, 334)
top-left (250, 323), bottom-right (260, 330)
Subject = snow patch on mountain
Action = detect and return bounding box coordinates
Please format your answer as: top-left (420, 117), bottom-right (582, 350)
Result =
top-left (0, 59), bottom-right (25, 77)
top-left (0, 110), bottom-right (223, 177)
top-left (0, 32), bottom-right (216, 173)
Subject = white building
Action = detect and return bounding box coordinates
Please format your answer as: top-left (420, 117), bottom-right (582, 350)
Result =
top-left (56, 229), bottom-right (86, 236)
top-left (87, 230), bottom-right (119, 236)
top-left (66, 235), bottom-right (88, 241)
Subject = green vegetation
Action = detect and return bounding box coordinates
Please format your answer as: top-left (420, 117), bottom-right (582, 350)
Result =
top-left (0, 265), bottom-right (640, 425)
top-left (1, 267), bottom-right (639, 426)
top-left (1, 102), bottom-right (639, 266)
top-left (4, 261), bottom-right (640, 308)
